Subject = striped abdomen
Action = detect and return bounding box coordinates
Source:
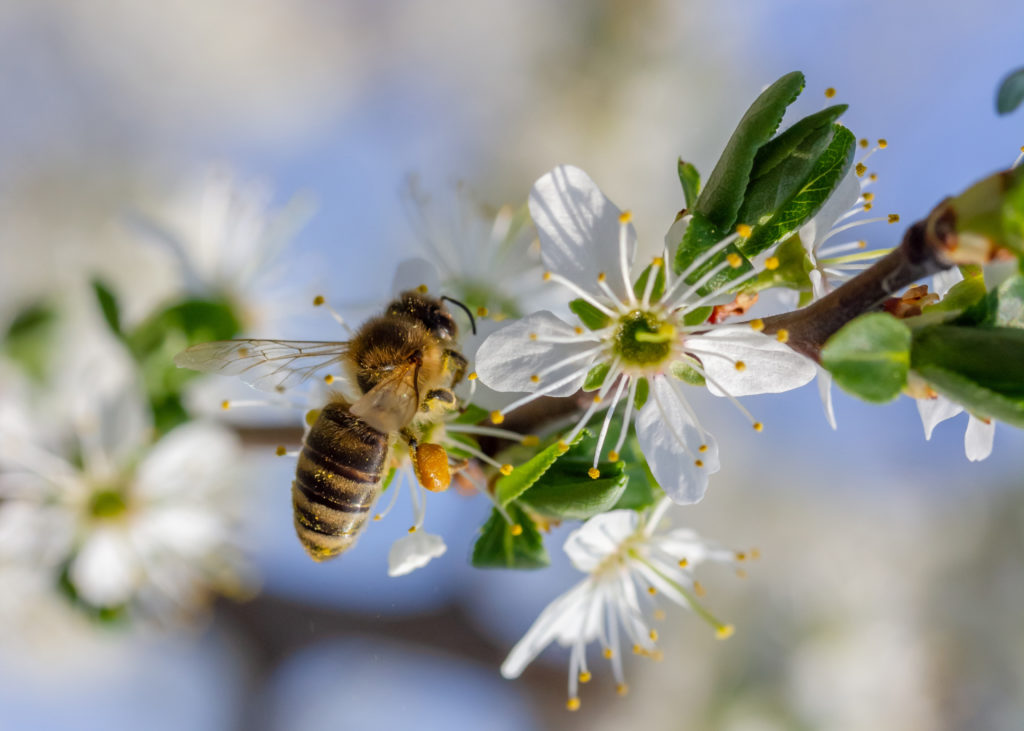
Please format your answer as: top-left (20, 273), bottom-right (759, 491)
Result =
top-left (292, 401), bottom-right (389, 561)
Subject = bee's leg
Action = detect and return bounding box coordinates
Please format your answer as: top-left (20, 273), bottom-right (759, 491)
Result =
top-left (421, 387), bottom-right (458, 416)
top-left (441, 349), bottom-right (469, 386)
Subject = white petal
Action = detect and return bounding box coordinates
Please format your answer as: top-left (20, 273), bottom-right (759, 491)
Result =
top-left (135, 422), bottom-right (240, 500)
top-left (563, 510), bottom-right (639, 572)
top-left (136, 506), bottom-right (226, 558)
top-left (70, 528), bottom-right (139, 606)
top-left (915, 394), bottom-right (963, 440)
top-left (635, 377), bottom-right (720, 504)
top-left (387, 531), bottom-right (447, 577)
top-left (932, 267), bottom-right (964, 298)
top-left (964, 416), bottom-right (995, 462)
top-left (500, 579), bottom-right (594, 679)
top-left (391, 257), bottom-right (441, 296)
top-left (474, 311), bottom-right (597, 395)
top-left (817, 368), bottom-right (837, 430)
top-left (529, 165), bottom-right (636, 300)
top-left (663, 214), bottom-right (689, 253)
top-left (798, 168), bottom-right (862, 252)
top-left (689, 328), bottom-right (816, 396)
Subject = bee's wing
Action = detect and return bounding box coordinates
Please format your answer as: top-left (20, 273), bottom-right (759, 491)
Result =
top-left (174, 339), bottom-right (350, 393)
top-left (349, 362), bottom-right (419, 433)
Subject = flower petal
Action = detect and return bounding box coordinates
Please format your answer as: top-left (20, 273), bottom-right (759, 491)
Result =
top-left (70, 528), bottom-right (139, 607)
top-left (391, 257), bottom-right (441, 296)
top-left (474, 311), bottom-right (597, 395)
top-left (635, 377), bottom-right (719, 504)
top-left (529, 165), bottom-right (636, 300)
top-left (688, 327), bottom-right (816, 396)
top-left (964, 416), bottom-right (995, 462)
top-left (135, 422), bottom-right (241, 500)
top-left (915, 394), bottom-right (963, 440)
top-left (932, 267), bottom-right (964, 298)
top-left (500, 579), bottom-right (594, 679)
top-left (817, 368), bottom-right (837, 430)
top-left (563, 510), bottom-right (639, 572)
top-left (387, 531), bottom-right (447, 577)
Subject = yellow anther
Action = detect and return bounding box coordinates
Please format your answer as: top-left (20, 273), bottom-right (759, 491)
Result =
top-left (726, 252), bottom-right (743, 268)
top-left (275, 445), bottom-right (287, 456)
top-left (597, 272), bottom-right (607, 283)
top-left (698, 444), bottom-right (708, 453)
top-left (869, 173), bottom-right (878, 181)
top-left (574, 326), bottom-right (584, 335)
top-left (647, 586), bottom-right (656, 596)
top-left (408, 526), bottom-right (417, 533)
top-left (888, 213), bottom-right (900, 224)
top-left (616, 683), bottom-right (629, 696)
top-left (373, 514), bottom-right (382, 521)
top-left (222, 400), bottom-right (235, 411)
top-left (521, 435), bottom-right (540, 447)
top-left (859, 138), bottom-right (869, 148)
top-left (751, 547), bottom-right (762, 559)
top-left (652, 256), bottom-right (664, 268)
top-left (716, 624), bottom-right (735, 640)
top-left (313, 295), bottom-right (325, 306)
top-left (652, 650), bottom-right (665, 662)
top-left (510, 524), bottom-right (523, 536)
top-left (476, 306), bottom-right (488, 318)
top-left (490, 410), bottom-right (505, 424)
top-left (753, 422), bottom-right (764, 432)
top-left (557, 441), bottom-right (570, 454)
top-left (734, 360), bottom-right (746, 372)
top-left (678, 557), bottom-right (689, 568)
top-left (765, 256), bottom-right (780, 270)
top-left (467, 371), bottom-right (478, 381)
top-left (878, 138), bottom-right (888, 148)
top-left (653, 609), bottom-right (666, 621)
top-left (649, 629), bottom-right (658, 641)
top-left (588, 467), bottom-right (600, 480)
top-left (416, 284), bottom-right (428, 294)
top-left (855, 162), bottom-right (867, 177)
top-left (542, 271), bottom-right (552, 281)
top-left (324, 374), bottom-right (334, 384)
top-left (825, 86), bottom-right (836, 98)
top-left (694, 581), bottom-right (706, 597)
top-left (858, 240), bottom-right (867, 248)
top-left (618, 210), bottom-right (632, 224)
top-left (500, 464), bottom-right (514, 476)
top-left (863, 192), bottom-right (875, 202)
top-left (694, 459), bottom-right (704, 468)
top-left (632, 644), bottom-right (642, 654)
top-left (863, 202), bottom-right (873, 211)
top-left (530, 374), bottom-right (540, 383)
top-left (603, 648), bottom-right (613, 659)
top-left (736, 568), bottom-right (748, 578)
top-left (749, 318), bottom-right (764, 332)
top-left (607, 450), bottom-right (620, 462)
top-left (735, 223), bottom-right (753, 238)
top-left (593, 395), bottom-right (602, 403)
top-left (237, 347), bottom-right (249, 358)
top-left (566, 697), bottom-right (581, 712)
top-left (775, 329), bottom-right (789, 343)
top-left (578, 671), bottom-right (592, 683)
top-left (735, 551), bottom-right (747, 561)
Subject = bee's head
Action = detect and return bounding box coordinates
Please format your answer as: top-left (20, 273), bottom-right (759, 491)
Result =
top-left (388, 291), bottom-right (459, 341)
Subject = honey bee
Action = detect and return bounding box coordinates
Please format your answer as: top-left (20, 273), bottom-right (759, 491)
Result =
top-left (175, 290), bottom-right (471, 561)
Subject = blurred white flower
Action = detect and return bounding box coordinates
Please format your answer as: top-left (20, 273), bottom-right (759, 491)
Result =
top-left (501, 498), bottom-right (739, 711)
top-left (476, 165), bottom-right (814, 504)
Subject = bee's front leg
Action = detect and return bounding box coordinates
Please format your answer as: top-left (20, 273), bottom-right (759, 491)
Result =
top-left (441, 349), bottom-right (469, 386)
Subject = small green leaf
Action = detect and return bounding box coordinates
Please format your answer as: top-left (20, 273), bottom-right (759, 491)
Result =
top-left (569, 298), bottom-right (611, 331)
top-left (674, 211), bottom-right (751, 292)
top-left (92, 279), bottom-right (122, 338)
top-left (3, 301), bottom-right (57, 381)
top-left (677, 159), bottom-right (701, 210)
top-left (670, 359), bottom-right (705, 386)
top-left (995, 274), bottom-right (1024, 328)
top-left (495, 431), bottom-right (586, 507)
top-left (911, 325), bottom-right (1024, 426)
top-left (634, 378), bottom-right (649, 409)
top-left (381, 467), bottom-right (398, 492)
top-left (519, 459), bottom-right (627, 520)
top-left (747, 104), bottom-right (848, 179)
top-left (583, 362), bottom-right (611, 392)
top-left (695, 71), bottom-right (806, 230)
top-left (612, 430), bottom-right (661, 511)
top-left (744, 232), bottom-right (814, 293)
top-left (454, 403), bottom-right (490, 425)
top-left (682, 306), bottom-right (713, 326)
top-left (923, 269), bottom-right (987, 319)
top-left (821, 313), bottom-right (911, 402)
top-left (633, 262), bottom-right (666, 302)
top-left (996, 67), bottom-right (1024, 115)
top-left (471, 504), bottom-right (549, 569)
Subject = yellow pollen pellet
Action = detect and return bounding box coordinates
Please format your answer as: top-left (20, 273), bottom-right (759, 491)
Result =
top-left (749, 318), bottom-right (764, 332)
top-left (698, 444), bottom-right (708, 453)
top-left (408, 526), bottom-right (417, 533)
top-left (603, 648), bottom-right (613, 659)
top-left (313, 295), bottom-right (325, 306)
top-left (726, 252), bottom-right (743, 268)
top-left (616, 683), bottom-right (629, 696)
top-left (521, 435), bottom-right (540, 447)
top-left (695, 459), bottom-right (704, 468)
top-left (588, 467), bottom-right (600, 480)
top-left (324, 374), bottom-right (334, 384)
top-left (530, 374), bottom-right (540, 383)
top-left (490, 411), bottom-right (505, 424)
top-left (619, 210), bottom-right (632, 224)
top-left (647, 586), bottom-right (656, 596)
top-left (859, 138), bottom-right (869, 148)
top-left (476, 306), bottom-right (488, 318)
top-left (566, 698), bottom-right (581, 712)
top-left (753, 422), bottom-right (764, 432)
top-left (221, 400), bottom-right (230, 410)
top-left (736, 568), bottom-right (748, 578)
top-left (510, 524), bottom-right (523, 536)
top-left (888, 213), bottom-right (900, 223)
top-left (716, 625), bottom-right (735, 640)
top-left (863, 192), bottom-right (875, 202)
top-left (275, 445), bottom-right (287, 456)
top-left (878, 138), bottom-right (888, 148)
top-left (579, 671), bottom-right (592, 683)
top-left (417, 284), bottom-right (428, 294)
top-left (597, 272), bottom-right (607, 282)
top-left (825, 87), bottom-right (836, 98)
top-left (734, 360), bottom-right (746, 372)
top-left (678, 558), bottom-right (689, 568)
top-left (500, 464), bottom-right (514, 476)
top-left (694, 581), bottom-right (706, 597)
top-left (467, 372), bottom-right (478, 380)
top-left (607, 450), bottom-right (620, 462)
top-left (735, 223), bottom-right (753, 238)
top-left (652, 256), bottom-right (664, 267)
top-left (870, 173), bottom-right (878, 181)
top-left (574, 326), bottom-right (583, 335)
top-left (765, 256), bottom-right (780, 270)
top-left (542, 272), bottom-right (552, 281)
top-left (855, 162), bottom-right (867, 177)
top-left (863, 202), bottom-right (873, 211)
top-left (649, 629), bottom-right (658, 641)
top-left (776, 329), bottom-right (789, 343)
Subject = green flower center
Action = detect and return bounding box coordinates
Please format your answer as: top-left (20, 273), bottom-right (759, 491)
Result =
top-left (613, 310), bottom-right (675, 366)
top-left (88, 487), bottom-right (129, 519)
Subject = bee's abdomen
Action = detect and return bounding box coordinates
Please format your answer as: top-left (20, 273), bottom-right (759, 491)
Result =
top-left (292, 402), bottom-right (388, 562)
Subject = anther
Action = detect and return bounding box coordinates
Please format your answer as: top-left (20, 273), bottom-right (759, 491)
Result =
top-left (557, 441), bottom-right (570, 454)
top-left (736, 568), bottom-right (748, 578)
top-left (490, 411), bottom-right (505, 424)
top-left (416, 284), bottom-right (428, 294)
top-left (653, 609), bottom-right (666, 620)
top-left (855, 162), bottom-right (867, 177)
top-left (521, 435), bottom-right (540, 447)
top-left (734, 360), bottom-right (746, 372)
top-left (869, 173), bottom-right (878, 182)
top-left (649, 629), bottom-right (658, 641)
top-left (765, 256), bottom-right (779, 270)
top-left (775, 329), bottom-right (789, 343)
top-left (694, 581), bottom-right (706, 597)
top-left (468, 372), bottom-right (478, 380)
top-left (695, 459), bottom-right (704, 468)
top-left (566, 698), bottom-right (581, 712)
top-left (736, 223), bottom-right (753, 238)
top-left (878, 138), bottom-right (888, 148)
top-left (221, 400), bottom-right (231, 410)
top-left (858, 240), bottom-right (867, 248)
top-left (324, 374), bottom-right (334, 384)
top-left (753, 422), bottom-right (764, 432)
top-left (678, 558), bottom-right (689, 568)
top-left (652, 256), bottom-right (664, 267)
top-left (859, 138), bottom-right (869, 148)
top-left (888, 213), bottom-right (900, 223)
top-left (716, 625), bottom-right (735, 640)
top-left (597, 272), bottom-right (607, 282)
top-left (476, 306), bottom-right (488, 318)
top-left (735, 551), bottom-right (747, 561)
top-left (408, 526), bottom-right (417, 533)
top-left (863, 203), bottom-right (873, 211)
top-left (616, 683), bottom-right (629, 696)
top-left (579, 671), bottom-right (592, 684)
top-left (274, 445), bottom-right (287, 457)
top-left (530, 374), bottom-right (540, 383)
top-left (727, 253), bottom-right (743, 268)
top-left (528, 332), bottom-right (538, 341)
top-left (749, 318), bottom-right (764, 332)
top-left (593, 395), bottom-right (602, 403)
top-left (632, 644), bottom-right (642, 654)
top-left (698, 444), bottom-right (707, 453)
top-left (574, 326), bottom-right (584, 335)
top-left (603, 648), bottom-right (613, 659)
top-left (607, 450), bottom-right (620, 461)
top-left (373, 514), bottom-right (382, 521)
top-left (825, 87), bottom-right (836, 98)
top-left (313, 295), bottom-right (325, 306)
top-left (619, 210), bottom-right (632, 224)
top-left (751, 548), bottom-right (762, 559)
top-left (542, 272), bottom-right (552, 282)
top-left (500, 464), bottom-right (514, 476)
top-left (588, 467), bottom-right (600, 480)
top-left (647, 586), bottom-right (656, 596)
top-left (510, 524), bottom-right (523, 536)
top-left (863, 192), bottom-right (875, 202)
top-left (237, 347), bottom-right (249, 358)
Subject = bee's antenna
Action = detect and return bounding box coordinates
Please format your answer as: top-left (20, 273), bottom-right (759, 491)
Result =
top-left (441, 295), bottom-right (477, 335)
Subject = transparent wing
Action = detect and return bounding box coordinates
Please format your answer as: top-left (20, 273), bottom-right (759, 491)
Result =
top-left (174, 339), bottom-right (350, 393)
top-left (349, 362), bottom-right (419, 433)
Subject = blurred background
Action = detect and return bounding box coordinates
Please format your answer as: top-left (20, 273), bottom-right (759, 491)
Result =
top-left (1, 1), bottom-right (1023, 729)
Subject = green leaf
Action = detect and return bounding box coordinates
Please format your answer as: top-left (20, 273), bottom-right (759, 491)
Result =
top-left (695, 71), bottom-right (805, 231)
top-left (744, 232), bottom-right (814, 293)
top-left (911, 325), bottom-right (1024, 426)
top-left (674, 211), bottom-right (751, 292)
top-left (381, 467), bottom-right (398, 492)
top-left (670, 359), bottom-right (705, 386)
top-left (923, 269), bottom-right (987, 320)
top-left (92, 279), bottom-right (122, 337)
top-left (740, 124), bottom-right (856, 258)
top-left (821, 313), bottom-right (911, 402)
top-left (633, 262), bottom-right (666, 302)
top-left (677, 159), bottom-right (701, 210)
top-left (471, 504), bottom-right (549, 569)
top-left (612, 430), bottom-right (661, 511)
top-left (3, 301), bottom-right (57, 381)
top-left (682, 306), bottom-right (712, 327)
top-left (519, 459), bottom-right (627, 520)
top-left (947, 168), bottom-right (1024, 261)
top-left (997, 67), bottom-right (1024, 115)
top-left (634, 378), bottom-right (649, 409)
top-left (569, 298), bottom-right (611, 331)
top-left (995, 274), bottom-right (1024, 328)
top-left (495, 431), bottom-right (585, 507)
top-left (583, 362), bottom-right (610, 392)
top-left (747, 104), bottom-right (848, 179)
top-left (454, 403), bottom-right (490, 425)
